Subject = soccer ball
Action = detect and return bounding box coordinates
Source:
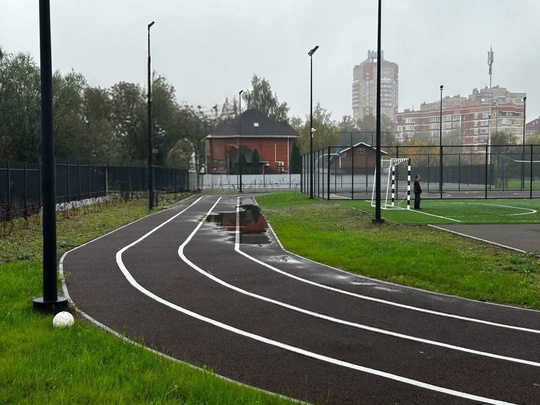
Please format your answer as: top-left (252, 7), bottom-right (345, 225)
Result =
top-left (53, 311), bottom-right (74, 328)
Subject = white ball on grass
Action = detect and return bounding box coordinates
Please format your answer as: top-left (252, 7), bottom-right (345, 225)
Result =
top-left (53, 311), bottom-right (74, 328)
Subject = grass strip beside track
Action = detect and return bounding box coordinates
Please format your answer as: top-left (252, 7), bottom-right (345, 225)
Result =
top-left (0, 198), bottom-right (298, 405)
top-left (256, 192), bottom-right (540, 309)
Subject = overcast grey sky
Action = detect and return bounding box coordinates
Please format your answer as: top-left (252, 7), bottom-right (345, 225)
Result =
top-left (2, 0), bottom-right (540, 122)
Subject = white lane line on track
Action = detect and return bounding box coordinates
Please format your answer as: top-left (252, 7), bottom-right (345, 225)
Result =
top-left (174, 199), bottom-right (540, 367)
top-left (116, 196), bottom-right (515, 405)
top-left (235, 200), bottom-right (540, 335)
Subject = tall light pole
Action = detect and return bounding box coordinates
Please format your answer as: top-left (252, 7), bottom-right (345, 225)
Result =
top-left (522, 96), bottom-right (527, 188)
top-left (147, 21), bottom-right (155, 210)
top-left (33, 0), bottom-right (68, 313)
top-left (374, 0), bottom-right (384, 223)
top-left (308, 45), bottom-right (319, 199)
top-left (238, 89), bottom-right (244, 193)
top-left (439, 84), bottom-right (443, 198)
top-left (487, 46), bottom-right (494, 167)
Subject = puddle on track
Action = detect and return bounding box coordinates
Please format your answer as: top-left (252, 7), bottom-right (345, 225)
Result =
top-left (205, 204), bottom-right (271, 245)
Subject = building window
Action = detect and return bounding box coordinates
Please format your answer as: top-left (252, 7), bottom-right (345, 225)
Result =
top-left (356, 147), bottom-right (364, 155)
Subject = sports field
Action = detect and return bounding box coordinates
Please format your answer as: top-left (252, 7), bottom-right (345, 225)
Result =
top-left (343, 199), bottom-right (540, 225)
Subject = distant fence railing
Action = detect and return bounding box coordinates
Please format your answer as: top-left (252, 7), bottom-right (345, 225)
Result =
top-left (201, 174), bottom-right (300, 192)
top-left (302, 144), bottom-right (540, 200)
top-left (0, 159), bottom-right (189, 219)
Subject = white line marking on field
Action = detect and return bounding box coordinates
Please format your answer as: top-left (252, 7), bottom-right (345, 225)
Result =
top-left (471, 203), bottom-right (537, 217)
top-left (115, 196), bottom-right (516, 405)
top-left (413, 209), bottom-right (462, 222)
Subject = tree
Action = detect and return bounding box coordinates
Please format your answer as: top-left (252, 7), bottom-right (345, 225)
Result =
top-left (251, 149), bottom-right (260, 174)
top-left (238, 152), bottom-right (248, 174)
top-left (151, 75), bottom-right (185, 166)
top-left (0, 52), bottom-right (42, 161)
top-left (297, 103), bottom-right (339, 154)
top-left (491, 130), bottom-right (517, 147)
top-left (355, 113), bottom-right (396, 146)
top-left (109, 82), bottom-right (147, 164)
top-left (290, 142), bottom-right (302, 174)
top-left (52, 70), bottom-right (87, 159)
top-left (242, 75), bottom-right (289, 122)
top-left (80, 86), bottom-right (119, 164)
top-left (338, 115), bottom-right (357, 132)
top-left (526, 134), bottom-right (540, 145)
top-left (0, 51), bottom-right (87, 162)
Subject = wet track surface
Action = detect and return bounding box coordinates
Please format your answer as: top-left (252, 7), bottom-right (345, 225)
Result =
top-left (62, 194), bottom-right (540, 404)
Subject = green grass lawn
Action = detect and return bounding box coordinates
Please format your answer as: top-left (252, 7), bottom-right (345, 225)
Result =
top-left (2, 192), bottom-right (539, 404)
top-left (256, 192), bottom-right (540, 308)
top-left (0, 197), bottom-right (296, 405)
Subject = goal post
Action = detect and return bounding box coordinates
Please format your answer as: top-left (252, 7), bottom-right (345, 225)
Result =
top-left (371, 158), bottom-right (411, 209)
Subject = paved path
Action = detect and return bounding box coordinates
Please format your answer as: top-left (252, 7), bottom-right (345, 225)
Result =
top-left (432, 224), bottom-right (540, 255)
top-left (61, 194), bottom-right (540, 404)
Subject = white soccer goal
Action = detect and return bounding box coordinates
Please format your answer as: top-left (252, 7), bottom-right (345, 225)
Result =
top-left (371, 158), bottom-right (411, 209)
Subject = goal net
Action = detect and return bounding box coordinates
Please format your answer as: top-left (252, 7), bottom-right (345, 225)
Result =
top-left (371, 158), bottom-right (411, 209)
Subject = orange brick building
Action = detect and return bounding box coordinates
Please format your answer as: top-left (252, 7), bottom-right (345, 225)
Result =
top-left (205, 109), bottom-right (299, 174)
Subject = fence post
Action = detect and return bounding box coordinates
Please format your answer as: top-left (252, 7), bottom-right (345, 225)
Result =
top-left (24, 163), bottom-right (28, 218)
top-left (77, 160), bottom-right (81, 198)
top-left (327, 147), bottom-right (331, 200)
top-left (7, 161), bottom-right (11, 208)
top-left (351, 136), bottom-right (355, 199)
top-left (484, 144), bottom-right (489, 199)
top-left (530, 145), bottom-right (534, 199)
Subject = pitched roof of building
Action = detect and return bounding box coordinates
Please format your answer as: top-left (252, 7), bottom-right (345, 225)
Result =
top-left (206, 109), bottom-right (299, 138)
top-left (339, 142), bottom-right (388, 155)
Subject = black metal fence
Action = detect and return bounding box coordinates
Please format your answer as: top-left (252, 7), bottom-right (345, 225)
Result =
top-left (0, 159), bottom-right (189, 219)
top-left (302, 144), bottom-right (540, 200)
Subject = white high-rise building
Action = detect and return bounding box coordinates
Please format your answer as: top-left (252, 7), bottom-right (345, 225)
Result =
top-left (352, 50), bottom-right (399, 122)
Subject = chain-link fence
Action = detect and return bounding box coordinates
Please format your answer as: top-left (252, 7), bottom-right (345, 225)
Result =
top-left (0, 159), bottom-right (189, 220)
top-left (301, 144), bottom-right (540, 200)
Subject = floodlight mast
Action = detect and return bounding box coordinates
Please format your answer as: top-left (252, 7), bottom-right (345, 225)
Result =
top-left (33, 0), bottom-right (68, 313)
top-left (374, 0), bottom-right (384, 223)
top-left (487, 46), bottom-right (494, 167)
top-left (439, 84), bottom-right (443, 198)
top-left (308, 45), bottom-right (319, 57)
top-left (147, 21), bottom-right (155, 210)
top-left (238, 89), bottom-right (244, 193)
top-left (308, 45), bottom-right (319, 199)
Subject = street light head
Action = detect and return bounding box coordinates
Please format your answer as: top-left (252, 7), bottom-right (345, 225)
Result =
top-left (440, 85), bottom-right (443, 90)
top-left (308, 45), bottom-right (319, 56)
top-left (148, 21), bottom-right (155, 29)
top-left (239, 90), bottom-right (244, 95)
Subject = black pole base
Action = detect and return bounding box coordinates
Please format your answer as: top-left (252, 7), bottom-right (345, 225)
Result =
top-left (33, 296), bottom-right (69, 314)
top-left (372, 218), bottom-right (385, 224)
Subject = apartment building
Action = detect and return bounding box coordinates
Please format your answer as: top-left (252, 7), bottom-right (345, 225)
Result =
top-left (352, 50), bottom-right (399, 122)
top-left (395, 86), bottom-right (526, 150)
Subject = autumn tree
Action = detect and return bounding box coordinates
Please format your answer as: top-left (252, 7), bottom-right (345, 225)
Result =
top-left (297, 103), bottom-right (339, 154)
top-left (109, 82), bottom-right (147, 164)
top-left (0, 51), bottom-right (87, 161)
top-left (0, 53), bottom-right (42, 161)
top-left (242, 75), bottom-right (289, 122)
top-left (80, 86), bottom-right (119, 164)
